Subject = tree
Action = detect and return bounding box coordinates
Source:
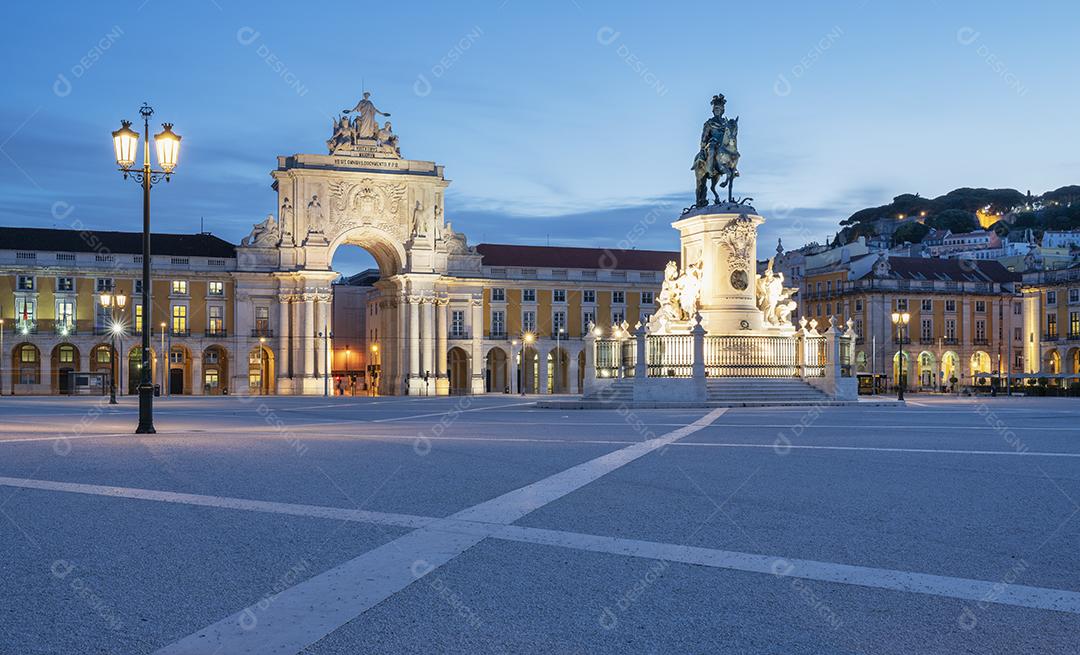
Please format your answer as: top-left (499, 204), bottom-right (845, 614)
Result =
top-left (891, 221), bottom-right (930, 245)
top-left (927, 209), bottom-right (979, 233)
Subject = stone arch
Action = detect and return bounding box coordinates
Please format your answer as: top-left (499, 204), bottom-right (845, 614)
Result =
top-left (125, 345), bottom-right (159, 395)
top-left (941, 351), bottom-right (960, 388)
top-left (51, 343), bottom-right (80, 394)
top-left (1043, 349), bottom-right (1061, 375)
top-left (202, 345), bottom-right (230, 395)
top-left (248, 345), bottom-right (276, 395)
top-left (917, 351), bottom-right (936, 389)
top-left (970, 350), bottom-right (992, 386)
top-left (1066, 347), bottom-right (1080, 379)
top-left (167, 344), bottom-right (193, 395)
top-left (891, 350), bottom-right (910, 387)
top-left (485, 346), bottom-right (508, 393)
top-left (326, 226), bottom-right (408, 278)
top-left (547, 347), bottom-right (570, 393)
top-left (521, 346), bottom-right (540, 394)
top-left (447, 346), bottom-right (470, 395)
top-left (12, 342), bottom-right (42, 391)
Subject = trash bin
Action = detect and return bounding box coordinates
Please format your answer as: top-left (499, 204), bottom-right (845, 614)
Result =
top-left (154, 384), bottom-right (161, 397)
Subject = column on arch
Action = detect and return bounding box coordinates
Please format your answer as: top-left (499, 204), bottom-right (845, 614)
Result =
top-left (408, 296), bottom-right (421, 381)
top-left (436, 297), bottom-right (448, 380)
top-left (470, 296), bottom-right (484, 392)
top-left (277, 294), bottom-right (291, 378)
top-left (423, 296), bottom-right (436, 379)
top-left (302, 294), bottom-right (315, 378)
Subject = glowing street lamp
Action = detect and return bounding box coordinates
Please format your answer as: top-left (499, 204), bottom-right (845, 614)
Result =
top-left (100, 291), bottom-right (128, 405)
top-left (891, 311), bottom-right (910, 401)
top-left (111, 103), bottom-right (181, 433)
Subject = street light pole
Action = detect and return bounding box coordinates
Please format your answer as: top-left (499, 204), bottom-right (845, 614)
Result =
top-left (112, 103), bottom-right (180, 434)
top-left (892, 311), bottom-right (910, 402)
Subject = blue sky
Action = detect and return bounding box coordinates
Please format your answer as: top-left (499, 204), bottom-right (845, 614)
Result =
top-left (1, 1), bottom-right (1076, 274)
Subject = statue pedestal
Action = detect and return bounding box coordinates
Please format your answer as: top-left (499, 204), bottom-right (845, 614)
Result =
top-left (672, 205), bottom-right (766, 335)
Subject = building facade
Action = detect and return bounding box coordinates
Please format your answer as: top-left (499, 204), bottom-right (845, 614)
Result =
top-left (802, 253), bottom-right (1024, 389)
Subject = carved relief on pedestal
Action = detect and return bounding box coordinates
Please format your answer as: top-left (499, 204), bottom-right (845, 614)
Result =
top-left (717, 214), bottom-right (757, 274)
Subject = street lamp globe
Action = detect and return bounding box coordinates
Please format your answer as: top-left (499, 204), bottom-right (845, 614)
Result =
top-left (112, 120), bottom-right (140, 169)
top-left (901, 312), bottom-right (910, 324)
top-left (115, 294), bottom-right (127, 309)
top-left (891, 312), bottom-right (900, 324)
top-left (154, 123), bottom-right (181, 173)
top-left (100, 293), bottom-right (113, 308)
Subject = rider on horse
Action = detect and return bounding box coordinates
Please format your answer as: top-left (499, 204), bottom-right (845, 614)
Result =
top-left (692, 94), bottom-right (740, 207)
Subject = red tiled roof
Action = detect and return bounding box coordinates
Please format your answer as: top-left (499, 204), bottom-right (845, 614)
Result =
top-left (476, 243), bottom-right (678, 271)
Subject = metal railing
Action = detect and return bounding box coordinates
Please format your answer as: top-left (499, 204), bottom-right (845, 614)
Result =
top-left (646, 335), bottom-right (693, 377)
top-left (704, 335), bottom-right (804, 377)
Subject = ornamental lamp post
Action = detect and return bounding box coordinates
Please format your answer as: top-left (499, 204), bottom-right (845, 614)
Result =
top-left (100, 292), bottom-right (127, 405)
top-left (522, 332), bottom-right (536, 394)
top-left (111, 103), bottom-right (181, 433)
top-left (891, 311), bottom-right (910, 401)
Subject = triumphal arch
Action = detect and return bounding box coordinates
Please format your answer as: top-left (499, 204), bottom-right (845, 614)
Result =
top-left (234, 93), bottom-right (485, 395)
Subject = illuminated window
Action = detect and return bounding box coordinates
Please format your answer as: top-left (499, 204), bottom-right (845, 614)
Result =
top-left (134, 305), bottom-right (143, 334)
top-left (58, 345), bottom-right (75, 364)
top-left (172, 305), bottom-right (188, 334)
top-left (1047, 314), bottom-right (1057, 338)
top-left (56, 300), bottom-right (75, 328)
top-left (17, 275), bottom-right (34, 291)
top-left (208, 306), bottom-right (224, 335)
top-left (172, 280), bottom-right (188, 295)
top-left (255, 306), bottom-right (270, 334)
top-left (1071, 312), bottom-right (1079, 337)
top-left (56, 277), bottom-right (74, 291)
top-left (209, 281), bottom-right (224, 296)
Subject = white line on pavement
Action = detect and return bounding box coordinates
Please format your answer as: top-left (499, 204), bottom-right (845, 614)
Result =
top-left (674, 442), bottom-right (1080, 457)
top-left (4, 458), bottom-right (1080, 626)
top-left (152, 408), bottom-right (726, 654)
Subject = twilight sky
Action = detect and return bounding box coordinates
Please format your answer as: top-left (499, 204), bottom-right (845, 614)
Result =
top-left (1, 1), bottom-right (1076, 274)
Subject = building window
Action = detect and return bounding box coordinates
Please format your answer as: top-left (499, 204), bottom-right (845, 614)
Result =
top-left (921, 299), bottom-right (932, 311)
top-left (56, 277), bottom-right (74, 292)
top-left (58, 344), bottom-right (75, 364)
top-left (1047, 314), bottom-right (1057, 338)
top-left (15, 298), bottom-right (35, 327)
top-left (896, 298), bottom-right (908, 311)
top-left (920, 319), bottom-right (932, 341)
top-left (825, 303), bottom-right (832, 316)
top-left (491, 288), bottom-right (505, 302)
top-left (172, 305), bottom-right (188, 335)
top-left (854, 318), bottom-right (863, 337)
top-left (641, 291), bottom-right (654, 305)
top-left (552, 310), bottom-right (566, 334)
top-left (134, 304), bottom-right (143, 334)
top-left (815, 282), bottom-right (822, 295)
top-left (522, 289), bottom-right (536, 303)
top-left (582, 311), bottom-right (596, 333)
top-left (854, 299), bottom-right (863, 312)
top-left (135, 279), bottom-right (143, 294)
top-left (208, 281), bottom-right (224, 296)
top-left (451, 310), bottom-right (466, 337)
top-left (945, 319), bottom-right (956, 341)
top-left (172, 280), bottom-right (188, 295)
top-left (1047, 291), bottom-right (1057, 305)
top-left (975, 319), bottom-right (986, 342)
top-left (56, 300), bottom-right (75, 328)
top-left (491, 310), bottom-right (505, 336)
top-left (583, 290), bottom-right (596, 304)
top-left (17, 275), bottom-right (34, 291)
top-left (975, 300), bottom-right (986, 312)
top-left (612, 291), bottom-right (625, 304)
top-left (553, 289), bottom-right (566, 303)
top-left (612, 310), bottom-right (625, 326)
top-left (1070, 288), bottom-right (1079, 304)
top-left (255, 306), bottom-right (270, 335)
top-left (826, 281), bottom-right (832, 295)
top-left (1071, 311), bottom-right (1080, 337)
top-left (945, 299), bottom-right (956, 312)
top-left (170, 350), bottom-right (185, 364)
top-left (1014, 302), bottom-right (1022, 315)
top-left (97, 348), bottom-right (112, 364)
top-left (95, 278), bottom-right (112, 292)
top-left (208, 306), bottom-right (224, 335)
top-left (522, 310), bottom-right (536, 333)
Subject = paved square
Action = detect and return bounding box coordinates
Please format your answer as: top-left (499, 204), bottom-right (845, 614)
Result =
top-left (0, 395), bottom-right (1078, 654)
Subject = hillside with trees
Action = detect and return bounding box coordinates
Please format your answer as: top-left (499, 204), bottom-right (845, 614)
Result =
top-left (834, 186), bottom-right (1080, 246)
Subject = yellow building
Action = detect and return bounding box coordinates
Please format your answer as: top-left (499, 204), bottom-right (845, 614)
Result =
top-left (1022, 264), bottom-right (1080, 381)
top-left (802, 253), bottom-right (1023, 390)
top-left (0, 227), bottom-right (259, 396)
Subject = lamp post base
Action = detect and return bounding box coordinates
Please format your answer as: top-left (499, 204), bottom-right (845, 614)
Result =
top-left (135, 384), bottom-right (156, 434)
